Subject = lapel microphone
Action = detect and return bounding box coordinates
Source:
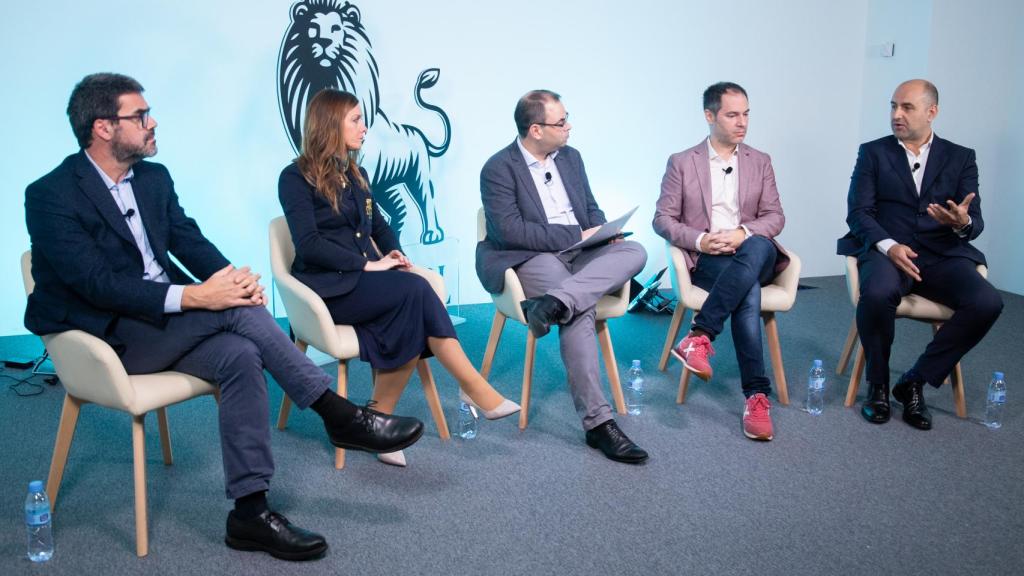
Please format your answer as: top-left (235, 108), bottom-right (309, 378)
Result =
top-left (123, 208), bottom-right (136, 219)
top-left (723, 166), bottom-right (733, 175)
top-left (912, 162), bottom-right (921, 173)
top-left (544, 171), bottom-right (552, 185)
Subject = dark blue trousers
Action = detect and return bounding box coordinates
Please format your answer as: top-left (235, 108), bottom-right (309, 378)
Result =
top-left (111, 305), bottom-right (333, 499)
top-left (856, 250), bottom-right (1003, 388)
top-left (691, 236), bottom-right (778, 398)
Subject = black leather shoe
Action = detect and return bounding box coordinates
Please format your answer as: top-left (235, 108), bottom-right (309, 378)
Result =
top-left (860, 381), bottom-right (891, 424)
top-left (325, 403), bottom-right (424, 453)
top-left (520, 295), bottom-right (567, 339)
top-left (585, 420), bottom-right (649, 464)
top-left (225, 510), bottom-right (327, 561)
top-left (892, 374), bottom-right (932, 430)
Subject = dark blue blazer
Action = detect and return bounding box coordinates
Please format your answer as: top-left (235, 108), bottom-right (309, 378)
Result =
top-left (24, 151), bottom-right (229, 340)
top-left (476, 141), bottom-right (606, 294)
top-left (837, 135), bottom-right (985, 265)
top-left (278, 162), bottom-right (400, 298)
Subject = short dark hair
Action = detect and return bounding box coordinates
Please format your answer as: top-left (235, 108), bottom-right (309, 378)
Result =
top-left (514, 89), bottom-right (560, 138)
top-left (67, 73), bottom-right (145, 148)
top-left (703, 82), bottom-right (748, 116)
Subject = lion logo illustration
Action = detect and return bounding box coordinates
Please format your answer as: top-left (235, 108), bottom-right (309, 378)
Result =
top-left (277, 0), bottom-right (451, 245)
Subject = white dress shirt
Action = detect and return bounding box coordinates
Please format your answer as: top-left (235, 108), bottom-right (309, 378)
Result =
top-left (517, 138), bottom-right (579, 225)
top-left (696, 138), bottom-right (748, 251)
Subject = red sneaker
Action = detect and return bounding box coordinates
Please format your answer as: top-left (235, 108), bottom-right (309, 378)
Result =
top-left (743, 393), bottom-right (774, 441)
top-left (671, 334), bottom-right (714, 380)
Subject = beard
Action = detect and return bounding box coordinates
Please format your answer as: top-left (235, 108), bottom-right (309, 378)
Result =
top-left (111, 129), bottom-right (157, 164)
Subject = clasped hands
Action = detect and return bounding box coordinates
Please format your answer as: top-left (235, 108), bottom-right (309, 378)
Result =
top-left (888, 193), bottom-right (976, 283)
top-left (183, 264), bottom-right (267, 310)
top-left (700, 228), bottom-right (746, 255)
top-left (364, 249), bottom-right (412, 272)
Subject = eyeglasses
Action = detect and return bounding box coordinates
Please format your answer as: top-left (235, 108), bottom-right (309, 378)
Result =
top-left (107, 109), bottom-right (151, 129)
top-left (535, 113), bottom-right (569, 129)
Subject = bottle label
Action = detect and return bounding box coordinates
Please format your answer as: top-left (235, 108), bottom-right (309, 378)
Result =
top-left (26, 510), bottom-right (50, 526)
top-left (990, 391), bottom-right (1006, 404)
top-left (809, 377), bottom-right (825, 391)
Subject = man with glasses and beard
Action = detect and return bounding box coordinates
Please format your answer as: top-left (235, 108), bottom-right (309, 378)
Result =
top-left (24, 73), bottom-right (425, 561)
top-left (476, 89), bottom-right (649, 464)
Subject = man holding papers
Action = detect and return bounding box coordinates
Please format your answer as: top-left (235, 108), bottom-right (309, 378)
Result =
top-left (653, 82), bottom-right (789, 441)
top-left (477, 89), bottom-right (648, 463)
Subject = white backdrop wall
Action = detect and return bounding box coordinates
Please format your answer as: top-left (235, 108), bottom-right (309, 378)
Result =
top-left (1, 0), bottom-right (1020, 336)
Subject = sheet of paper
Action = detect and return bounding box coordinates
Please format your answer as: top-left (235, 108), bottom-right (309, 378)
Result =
top-left (559, 206), bottom-right (638, 253)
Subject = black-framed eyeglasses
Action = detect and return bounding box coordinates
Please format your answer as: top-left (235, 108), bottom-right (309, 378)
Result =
top-left (535, 113), bottom-right (569, 129)
top-left (106, 109), bottom-right (151, 129)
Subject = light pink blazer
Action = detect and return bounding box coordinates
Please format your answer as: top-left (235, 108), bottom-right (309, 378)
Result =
top-left (653, 139), bottom-right (789, 274)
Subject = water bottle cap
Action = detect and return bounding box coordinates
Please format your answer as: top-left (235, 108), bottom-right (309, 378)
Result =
top-left (994, 371), bottom-right (1004, 380)
top-left (28, 480), bottom-right (43, 492)
top-left (813, 359), bottom-right (823, 368)
top-left (631, 359), bottom-right (641, 367)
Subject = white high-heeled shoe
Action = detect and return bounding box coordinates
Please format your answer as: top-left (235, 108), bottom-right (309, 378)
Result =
top-left (459, 390), bottom-right (521, 420)
top-left (377, 450), bottom-right (407, 467)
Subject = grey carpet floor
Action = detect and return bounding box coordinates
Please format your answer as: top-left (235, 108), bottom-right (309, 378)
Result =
top-left (1, 276), bottom-right (1021, 576)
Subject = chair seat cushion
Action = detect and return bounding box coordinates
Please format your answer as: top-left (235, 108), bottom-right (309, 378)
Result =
top-left (896, 294), bottom-right (953, 321)
top-left (128, 373), bottom-right (218, 415)
top-left (680, 284), bottom-right (796, 314)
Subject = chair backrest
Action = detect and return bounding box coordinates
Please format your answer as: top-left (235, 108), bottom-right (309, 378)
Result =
top-left (477, 207), bottom-right (486, 242)
top-left (21, 250), bottom-right (34, 296)
top-left (268, 217), bottom-right (344, 355)
top-left (19, 249), bottom-right (140, 410)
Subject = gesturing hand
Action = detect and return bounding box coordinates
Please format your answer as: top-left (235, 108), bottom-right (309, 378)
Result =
top-left (926, 192), bottom-right (975, 230)
top-left (886, 244), bottom-right (922, 282)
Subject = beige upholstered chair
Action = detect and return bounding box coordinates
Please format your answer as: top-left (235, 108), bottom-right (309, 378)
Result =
top-left (837, 255), bottom-right (985, 418)
top-left (268, 217), bottom-right (450, 469)
top-left (475, 208), bottom-right (628, 429)
top-left (657, 242), bottom-right (801, 405)
top-left (21, 251), bottom-right (218, 557)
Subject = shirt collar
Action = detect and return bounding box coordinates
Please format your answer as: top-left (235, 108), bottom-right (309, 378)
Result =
top-left (897, 131), bottom-right (934, 157)
top-left (517, 137), bottom-right (558, 168)
top-left (84, 150), bottom-right (134, 190)
top-left (706, 137), bottom-right (739, 163)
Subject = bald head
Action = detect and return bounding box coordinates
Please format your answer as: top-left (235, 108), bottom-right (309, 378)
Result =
top-left (890, 79), bottom-right (939, 146)
top-left (896, 79), bottom-right (939, 106)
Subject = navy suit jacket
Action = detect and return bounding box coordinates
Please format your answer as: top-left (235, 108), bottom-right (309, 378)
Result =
top-left (24, 151), bottom-right (229, 341)
top-left (476, 140), bottom-right (606, 294)
top-left (837, 135), bottom-right (985, 265)
top-left (278, 162), bottom-right (400, 298)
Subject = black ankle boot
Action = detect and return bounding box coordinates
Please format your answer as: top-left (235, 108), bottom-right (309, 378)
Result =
top-left (860, 381), bottom-right (891, 424)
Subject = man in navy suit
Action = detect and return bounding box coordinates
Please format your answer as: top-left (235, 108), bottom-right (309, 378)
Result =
top-left (477, 90), bottom-right (648, 463)
top-left (837, 79), bottom-right (1002, 430)
top-left (25, 73), bottom-right (424, 560)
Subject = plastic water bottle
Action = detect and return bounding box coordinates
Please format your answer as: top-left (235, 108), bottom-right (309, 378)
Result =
top-left (984, 372), bottom-right (1007, 429)
top-left (806, 359), bottom-right (825, 415)
top-left (626, 360), bottom-right (644, 415)
top-left (25, 480), bottom-right (53, 562)
top-left (455, 401), bottom-right (478, 439)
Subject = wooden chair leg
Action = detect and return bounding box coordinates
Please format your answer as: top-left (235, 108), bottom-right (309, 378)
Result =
top-left (334, 360), bottom-right (348, 470)
top-left (417, 360), bottom-right (450, 439)
top-left (132, 415), bottom-right (149, 557)
top-left (519, 332), bottom-right (536, 430)
top-left (156, 407), bottom-right (173, 466)
top-left (480, 311), bottom-right (506, 379)
top-left (677, 368), bottom-right (692, 404)
top-left (658, 305), bottom-right (686, 372)
top-left (845, 345), bottom-right (866, 407)
top-left (596, 321), bottom-right (626, 415)
top-left (837, 320), bottom-right (858, 375)
top-left (276, 339), bottom-right (308, 430)
top-left (952, 362), bottom-right (967, 418)
top-left (46, 394), bottom-right (82, 509)
top-left (763, 313), bottom-right (789, 405)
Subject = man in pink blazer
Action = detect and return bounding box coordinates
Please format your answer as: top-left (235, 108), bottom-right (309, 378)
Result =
top-left (653, 82), bottom-right (789, 440)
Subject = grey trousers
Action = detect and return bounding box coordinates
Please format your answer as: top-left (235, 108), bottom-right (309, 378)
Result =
top-left (111, 305), bottom-right (333, 499)
top-left (515, 240), bottom-right (647, 430)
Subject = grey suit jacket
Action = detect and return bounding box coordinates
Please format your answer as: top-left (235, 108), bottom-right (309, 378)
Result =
top-left (653, 139), bottom-right (789, 273)
top-left (476, 140), bottom-right (606, 294)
